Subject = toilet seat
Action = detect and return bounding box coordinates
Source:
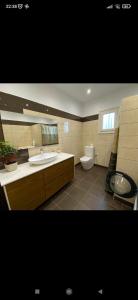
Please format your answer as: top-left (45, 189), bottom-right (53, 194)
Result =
top-left (80, 156), bottom-right (94, 170)
top-left (80, 156), bottom-right (92, 162)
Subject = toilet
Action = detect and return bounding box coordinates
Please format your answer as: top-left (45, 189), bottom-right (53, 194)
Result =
top-left (80, 145), bottom-right (94, 170)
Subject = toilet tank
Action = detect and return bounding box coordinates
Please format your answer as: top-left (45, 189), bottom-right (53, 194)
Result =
top-left (84, 145), bottom-right (94, 158)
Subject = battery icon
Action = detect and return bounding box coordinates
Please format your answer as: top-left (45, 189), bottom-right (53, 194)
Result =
top-left (122, 4), bottom-right (131, 9)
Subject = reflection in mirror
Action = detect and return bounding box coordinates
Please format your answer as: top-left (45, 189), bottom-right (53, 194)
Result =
top-left (0, 110), bottom-right (59, 149)
top-left (110, 174), bottom-right (131, 195)
top-left (41, 124), bottom-right (58, 145)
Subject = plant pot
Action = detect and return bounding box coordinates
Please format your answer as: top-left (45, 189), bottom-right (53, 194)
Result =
top-left (4, 153), bottom-right (17, 165)
top-left (5, 162), bottom-right (18, 172)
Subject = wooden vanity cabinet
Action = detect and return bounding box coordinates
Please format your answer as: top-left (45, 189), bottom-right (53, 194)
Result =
top-left (4, 157), bottom-right (74, 210)
top-left (5, 171), bottom-right (45, 210)
top-left (43, 157), bottom-right (74, 200)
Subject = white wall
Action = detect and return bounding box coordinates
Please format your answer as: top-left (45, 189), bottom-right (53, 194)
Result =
top-left (81, 85), bottom-right (138, 117)
top-left (0, 84), bottom-right (82, 116)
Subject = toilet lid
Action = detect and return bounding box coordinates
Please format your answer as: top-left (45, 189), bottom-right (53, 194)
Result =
top-left (80, 156), bottom-right (91, 162)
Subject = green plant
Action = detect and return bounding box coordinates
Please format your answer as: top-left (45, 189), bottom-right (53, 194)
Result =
top-left (0, 141), bottom-right (17, 164)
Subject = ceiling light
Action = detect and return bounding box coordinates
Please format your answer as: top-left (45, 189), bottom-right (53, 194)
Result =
top-left (86, 88), bottom-right (91, 95)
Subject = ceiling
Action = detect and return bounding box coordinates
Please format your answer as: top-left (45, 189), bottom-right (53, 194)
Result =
top-left (54, 83), bottom-right (133, 102)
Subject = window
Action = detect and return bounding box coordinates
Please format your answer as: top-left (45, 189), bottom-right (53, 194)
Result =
top-left (99, 108), bottom-right (119, 133)
top-left (103, 112), bottom-right (115, 130)
top-left (64, 121), bottom-right (69, 133)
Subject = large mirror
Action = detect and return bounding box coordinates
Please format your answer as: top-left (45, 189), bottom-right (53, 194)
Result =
top-left (0, 110), bottom-right (59, 149)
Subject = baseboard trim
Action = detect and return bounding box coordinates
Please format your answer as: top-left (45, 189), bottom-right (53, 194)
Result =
top-left (75, 163), bottom-right (108, 168)
top-left (75, 162), bottom-right (81, 166)
top-left (94, 164), bottom-right (108, 169)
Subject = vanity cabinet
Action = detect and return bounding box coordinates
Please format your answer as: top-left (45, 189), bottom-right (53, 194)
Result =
top-left (5, 171), bottom-right (45, 210)
top-left (4, 157), bottom-right (74, 210)
top-left (43, 157), bottom-right (74, 200)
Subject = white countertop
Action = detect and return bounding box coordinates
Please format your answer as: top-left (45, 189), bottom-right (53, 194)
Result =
top-left (0, 152), bottom-right (74, 187)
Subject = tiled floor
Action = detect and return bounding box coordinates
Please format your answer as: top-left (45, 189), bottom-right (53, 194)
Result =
top-left (39, 164), bottom-right (133, 210)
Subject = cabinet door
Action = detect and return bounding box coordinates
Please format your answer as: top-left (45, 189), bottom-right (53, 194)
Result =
top-left (44, 157), bottom-right (74, 184)
top-left (6, 171), bottom-right (45, 210)
top-left (43, 157), bottom-right (74, 200)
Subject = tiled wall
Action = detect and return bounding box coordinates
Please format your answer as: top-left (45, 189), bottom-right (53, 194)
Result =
top-left (2, 124), bottom-right (32, 148)
top-left (23, 109), bottom-right (83, 165)
top-left (116, 95), bottom-right (138, 185)
top-left (31, 124), bottom-right (42, 146)
top-left (2, 109), bottom-right (120, 168)
top-left (82, 120), bottom-right (115, 167)
top-left (3, 109), bottom-right (115, 167)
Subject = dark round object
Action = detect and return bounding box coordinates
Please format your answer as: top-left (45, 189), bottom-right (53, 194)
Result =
top-left (107, 171), bottom-right (137, 198)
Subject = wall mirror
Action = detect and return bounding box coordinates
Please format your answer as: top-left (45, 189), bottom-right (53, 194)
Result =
top-left (0, 110), bottom-right (59, 149)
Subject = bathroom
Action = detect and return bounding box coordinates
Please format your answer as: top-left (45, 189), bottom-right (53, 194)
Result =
top-left (0, 83), bottom-right (138, 210)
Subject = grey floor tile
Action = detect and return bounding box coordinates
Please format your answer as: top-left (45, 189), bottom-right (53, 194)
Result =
top-left (67, 185), bottom-right (86, 202)
top-left (39, 164), bottom-right (132, 211)
top-left (74, 178), bottom-right (94, 192)
top-left (57, 194), bottom-right (78, 210)
top-left (88, 184), bottom-right (106, 199)
top-left (78, 192), bottom-right (104, 210)
top-left (50, 190), bottom-right (68, 206)
top-left (73, 202), bottom-right (90, 210)
top-left (40, 201), bottom-right (59, 210)
top-left (62, 181), bottom-right (76, 194)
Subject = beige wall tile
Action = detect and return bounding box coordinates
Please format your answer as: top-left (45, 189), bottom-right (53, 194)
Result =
top-left (118, 147), bottom-right (138, 161)
top-left (95, 133), bottom-right (114, 145)
top-left (2, 124), bottom-right (32, 148)
top-left (119, 123), bottom-right (138, 136)
top-left (2, 124), bottom-right (14, 144)
top-left (94, 145), bottom-right (106, 166)
top-left (117, 95), bottom-right (138, 185)
top-left (31, 124), bottom-right (42, 146)
top-left (117, 158), bottom-right (138, 185)
top-left (118, 136), bottom-right (138, 148)
top-left (28, 147), bottom-right (41, 157)
top-left (120, 95), bottom-right (138, 111)
top-left (119, 109), bottom-right (138, 124)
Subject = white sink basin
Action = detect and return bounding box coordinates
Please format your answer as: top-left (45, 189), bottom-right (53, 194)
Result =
top-left (28, 152), bottom-right (58, 165)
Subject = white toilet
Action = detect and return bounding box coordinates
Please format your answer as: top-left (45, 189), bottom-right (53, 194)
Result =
top-left (80, 145), bottom-right (94, 170)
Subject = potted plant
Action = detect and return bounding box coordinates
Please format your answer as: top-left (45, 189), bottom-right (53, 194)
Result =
top-left (0, 141), bottom-right (18, 172)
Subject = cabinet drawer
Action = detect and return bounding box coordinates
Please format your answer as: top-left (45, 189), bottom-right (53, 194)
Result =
top-left (45, 167), bottom-right (74, 200)
top-left (44, 157), bottom-right (74, 184)
top-left (6, 171), bottom-right (45, 210)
